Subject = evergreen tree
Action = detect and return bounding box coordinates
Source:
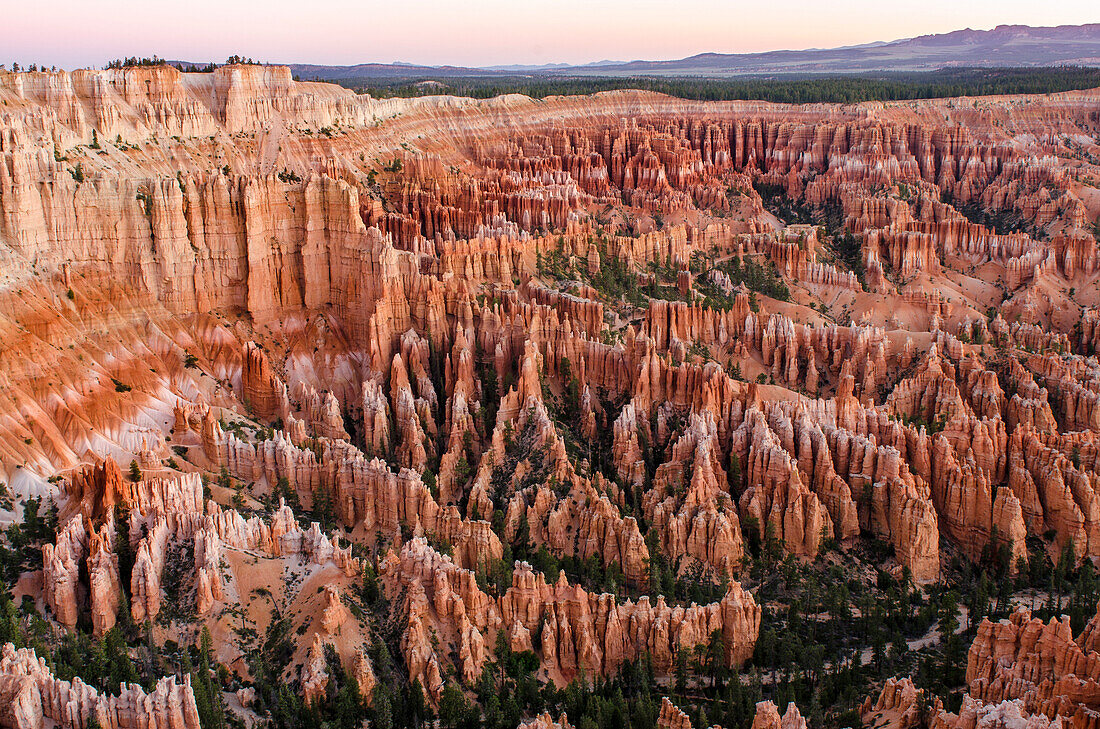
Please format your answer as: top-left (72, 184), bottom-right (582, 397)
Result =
top-left (372, 684), bottom-right (394, 729)
top-left (192, 626), bottom-right (227, 729)
top-left (99, 627), bottom-right (140, 693)
top-left (312, 482), bottom-right (335, 531)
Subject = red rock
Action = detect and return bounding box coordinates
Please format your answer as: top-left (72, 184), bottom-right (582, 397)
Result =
top-left (382, 538), bottom-right (760, 695)
top-left (2, 63), bottom-right (1100, 718)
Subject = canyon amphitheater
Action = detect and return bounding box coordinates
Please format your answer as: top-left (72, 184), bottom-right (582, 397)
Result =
top-left (0, 63), bottom-right (1099, 729)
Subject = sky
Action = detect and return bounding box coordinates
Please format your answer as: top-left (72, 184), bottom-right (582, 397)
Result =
top-left (3, 0), bottom-right (1098, 69)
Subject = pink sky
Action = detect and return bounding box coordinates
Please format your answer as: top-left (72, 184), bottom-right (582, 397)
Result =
top-left (5, 0), bottom-right (1099, 69)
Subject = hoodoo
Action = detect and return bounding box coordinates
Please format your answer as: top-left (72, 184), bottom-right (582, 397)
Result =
top-left (0, 49), bottom-right (1098, 729)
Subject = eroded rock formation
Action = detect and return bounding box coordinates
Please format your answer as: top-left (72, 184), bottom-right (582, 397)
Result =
top-left (381, 537), bottom-right (760, 698)
top-left (1, 62), bottom-right (1099, 722)
top-left (0, 643), bottom-right (201, 729)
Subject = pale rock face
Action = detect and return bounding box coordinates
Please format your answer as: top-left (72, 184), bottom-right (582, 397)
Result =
top-left (955, 697), bottom-right (1063, 729)
top-left (861, 677), bottom-right (939, 729)
top-left (295, 381), bottom-right (350, 441)
top-left (42, 515), bottom-right (87, 628)
top-left (656, 696), bottom-right (808, 729)
top-left (361, 378), bottom-right (392, 456)
top-left (353, 649), bottom-right (377, 705)
top-left (751, 701), bottom-right (808, 729)
top-left (644, 410), bottom-right (745, 578)
top-left (302, 634), bottom-right (330, 706)
top-left (199, 408), bottom-right (503, 568)
top-left (0, 643), bottom-right (201, 729)
top-left (658, 698), bottom-right (695, 729)
top-left (517, 712), bottom-right (575, 729)
top-left (243, 341), bottom-right (291, 424)
top-left (87, 520), bottom-right (121, 637)
top-left (964, 607), bottom-right (1100, 718)
top-left (236, 687), bottom-right (256, 708)
top-left (46, 469), bottom-right (360, 629)
top-left (865, 600), bottom-right (1100, 729)
top-left (67, 457), bottom-right (128, 521)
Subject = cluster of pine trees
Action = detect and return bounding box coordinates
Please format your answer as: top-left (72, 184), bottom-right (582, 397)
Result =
top-left (100, 56), bottom-right (260, 72)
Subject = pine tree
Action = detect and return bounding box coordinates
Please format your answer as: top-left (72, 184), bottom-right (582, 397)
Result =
top-left (372, 684), bottom-right (394, 729)
top-left (0, 590), bottom-right (19, 646)
top-left (439, 684), bottom-right (469, 729)
top-left (114, 505), bottom-right (134, 592)
top-left (728, 451), bottom-right (742, 490)
top-left (101, 627), bottom-right (139, 693)
top-left (333, 676), bottom-right (363, 729)
top-left (44, 499), bottom-right (59, 540)
top-left (142, 621), bottom-right (158, 688)
top-left (312, 482), bottom-right (335, 531)
top-left (193, 626), bottom-right (227, 729)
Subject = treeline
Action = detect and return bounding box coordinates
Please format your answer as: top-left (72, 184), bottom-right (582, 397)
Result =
top-left (102, 56), bottom-right (260, 72)
top-left (105, 56), bottom-right (169, 69)
top-left (5, 63), bottom-right (60, 72)
top-left (339, 66), bottom-right (1100, 103)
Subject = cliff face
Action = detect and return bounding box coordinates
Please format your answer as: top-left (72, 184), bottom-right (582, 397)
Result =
top-left (2, 64), bottom-right (1100, 715)
top-left (0, 64), bottom-right (390, 145)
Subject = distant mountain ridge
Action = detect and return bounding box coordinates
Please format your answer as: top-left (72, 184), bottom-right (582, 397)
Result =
top-left (286, 23), bottom-right (1100, 80)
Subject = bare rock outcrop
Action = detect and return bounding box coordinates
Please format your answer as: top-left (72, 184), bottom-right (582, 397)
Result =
top-left (382, 538), bottom-right (760, 699)
top-left (965, 606), bottom-right (1100, 725)
top-left (751, 701), bottom-right (808, 729)
top-left (517, 712), bottom-right (575, 729)
top-left (0, 643), bottom-right (201, 729)
top-left (48, 469), bottom-right (359, 628)
top-left (302, 634), bottom-right (330, 706)
top-left (4, 62), bottom-right (1100, 725)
